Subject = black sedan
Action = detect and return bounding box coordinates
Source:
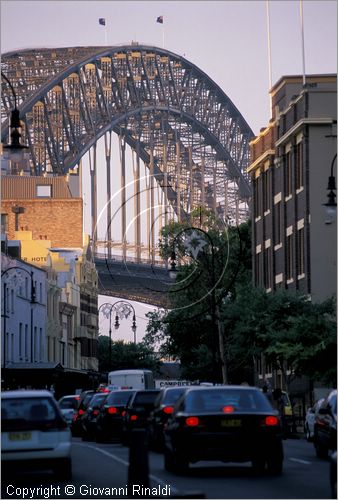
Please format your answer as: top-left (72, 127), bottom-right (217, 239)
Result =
top-left (95, 390), bottom-right (135, 442)
top-left (164, 386), bottom-right (284, 475)
top-left (148, 387), bottom-right (188, 451)
top-left (121, 390), bottom-right (161, 445)
top-left (81, 393), bottom-right (109, 441)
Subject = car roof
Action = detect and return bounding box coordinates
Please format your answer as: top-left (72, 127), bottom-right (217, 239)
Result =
top-left (2, 390), bottom-right (54, 399)
top-left (185, 385), bottom-right (260, 392)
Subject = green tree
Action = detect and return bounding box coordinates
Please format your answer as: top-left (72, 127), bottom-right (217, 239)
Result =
top-left (145, 213), bottom-right (252, 382)
top-left (97, 336), bottom-right (161, 374)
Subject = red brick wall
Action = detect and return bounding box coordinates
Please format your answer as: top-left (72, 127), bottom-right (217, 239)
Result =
top-left (1, 199), bottom-right (83, 248)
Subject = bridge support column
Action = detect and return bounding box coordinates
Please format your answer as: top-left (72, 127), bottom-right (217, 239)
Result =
top-left (89, 143), bottom-right (98, 250)
top-left (176, 137), bottom-right (181, 222)
top-left (213, 160), bottom-right (217, 215)
top-left (189, 145), bottom-right (193, 212)
top-left (133, 142), bottom-right (141, 263)
top-left (104, 131), bottom-right (112, 259)
top-left (119, 131), bottom-right (127, 261)
top-left (149, 144), bottom-right (155, 265)
top-left (201, 154), bottom-right (205, 208)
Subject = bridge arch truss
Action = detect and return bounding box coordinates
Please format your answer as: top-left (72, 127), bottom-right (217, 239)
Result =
top-left (2, 45), bottom-right (254, 262)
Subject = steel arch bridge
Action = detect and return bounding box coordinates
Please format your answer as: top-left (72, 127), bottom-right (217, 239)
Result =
top-left (1, 45), bottom-right (254, 266)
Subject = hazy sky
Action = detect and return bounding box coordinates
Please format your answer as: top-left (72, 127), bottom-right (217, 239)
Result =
top-left (2, 0), bottom-right (337, 135)
top-left (1, 0), bottom-right (337, 342)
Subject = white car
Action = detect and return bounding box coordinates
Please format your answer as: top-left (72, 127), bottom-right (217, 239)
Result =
top-left (2, 390), bottom-right (72, 479)
top-left (58, 394), bottom-right (80, 425)
top-left (304, 398), bottom-right (324, 441)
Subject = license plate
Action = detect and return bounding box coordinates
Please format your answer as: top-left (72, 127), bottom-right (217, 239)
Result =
top-left (221, 419), bottom-right (242, 427)
top-left (9, 432), bottom-right (32, 441)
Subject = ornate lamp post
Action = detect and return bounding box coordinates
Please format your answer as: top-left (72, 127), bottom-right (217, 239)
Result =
top-left (98, 300), bottom-right (138, 370)
top-left (112, 301), bottom-right (137, 344)
top-left (1, 71), bottom-right (29, 165)
top-left (98, 303), bottom-right (115, 370)
top-left (1, 266), bottom-right (36, 388)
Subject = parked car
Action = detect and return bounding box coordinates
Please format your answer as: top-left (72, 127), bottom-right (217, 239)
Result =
top-left (164, 386), bottom-right (284, 475)
top-left (81, 393), bottom-right (109, 441)
top-left (313, 389), bottom-right (337, 458)
top-left (121, 389), bottom-right (161, 445)
top-left (148, 387), bottom-right (188, 451)
top-left (304, 398), bottom-right (324, 442)
top-left (58, 394), bottom-right (80, 426)
top-left (96, 390), bottom-right (135, 443)
top-left (71, 390), bottom-right (95, 437)
top-left (2, 390), bottom-right (72, 480)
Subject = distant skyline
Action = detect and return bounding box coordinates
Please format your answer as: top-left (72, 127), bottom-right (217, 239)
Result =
top-left (1, 0), bottom-right (336, 342)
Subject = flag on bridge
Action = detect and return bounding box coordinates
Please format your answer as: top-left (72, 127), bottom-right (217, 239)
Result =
top-left (156, 15), bottom-right (163, 24)
top-left (99, 18), bottom-right (106, 26)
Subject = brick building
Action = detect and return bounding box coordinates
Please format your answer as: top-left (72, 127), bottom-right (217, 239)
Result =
top-left (1, 175), bottom-right (83, 248)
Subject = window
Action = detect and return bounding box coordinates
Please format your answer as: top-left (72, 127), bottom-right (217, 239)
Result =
top-left (263, 169), bottom-right (271, 212)
top-left (286, 234), bottom-right (294, 280)
top-left (295, 142), bottom-right (304, 190)
top-left (264, 248), bottom-right (272, 289)
top-left (285, 151), bottom-right (292, 197)
top-left (36, 185), bottom-right (52, 197)
top-left (274, 202), bottom-right (282, 245)
top-left (1, 213), bottom-right (8, 233)
top-left (34, 326), bottom-right (38, 361)
top-left (19, 323), bottom-right (23, 358)
top-left (297, 227), bottom-right (305, 276)
top-left (254, 176), bottom-right (262, 218)
top-left (25, 325), bottom-right (28, 359)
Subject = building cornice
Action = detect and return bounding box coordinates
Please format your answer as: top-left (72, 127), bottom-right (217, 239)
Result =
top-left (275, 118), bottom-right (335, 147)
top-left (247, 149), bottom-right (275, 173)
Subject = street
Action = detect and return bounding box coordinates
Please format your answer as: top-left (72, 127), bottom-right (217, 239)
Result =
top-left (2, 437), bottom-right (332, 499)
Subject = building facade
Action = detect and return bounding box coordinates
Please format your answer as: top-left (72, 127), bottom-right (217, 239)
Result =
top-left (1, 253), bottom-right (48, 387)
top-left (249, 74), bottom-right (337, 302)
top-left (1, 175), bottom-right (83, 249)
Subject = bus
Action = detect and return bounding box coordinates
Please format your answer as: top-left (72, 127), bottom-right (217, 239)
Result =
top-left (107, 369), bottom-right (154, 390)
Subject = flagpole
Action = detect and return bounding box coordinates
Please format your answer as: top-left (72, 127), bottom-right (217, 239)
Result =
top-left (300, 0), bottom-right (306, 86)
top-left (105, 25), bottom-right (108, 46)
top-left (266, 0), bottom-right (273, 112)
top-left (162, 25), bottom-right (165, 49)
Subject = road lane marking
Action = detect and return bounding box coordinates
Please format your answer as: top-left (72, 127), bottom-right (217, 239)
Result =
top-left (74, 442), bottom-right (180, 494)
top-left (289, 457), bottom-right (312, 465)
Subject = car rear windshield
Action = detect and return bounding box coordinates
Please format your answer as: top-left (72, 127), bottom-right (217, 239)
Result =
top-left (185, 389), bottom-right (273, 412)
top-left (90, 394), bottom-right (107, 407)
top-left (59, 398), bottom-right (79, 410)
top-left (163, 388), bottom-right (187, 404)
top-left (106, 391), bottom-right (135, 405)
top-left (133, 391), bottom-right (160, 405)
top-left (2, 397), bottom-right (61, 431)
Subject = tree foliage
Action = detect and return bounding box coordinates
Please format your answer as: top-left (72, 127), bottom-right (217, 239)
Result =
top-left (145, 211), bottom-right (337, 387)
top-left (97, 336), bottom-right (161, 374)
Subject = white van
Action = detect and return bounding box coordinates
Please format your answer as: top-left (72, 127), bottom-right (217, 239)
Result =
top-left (108, 369), bottom-right (154, 390)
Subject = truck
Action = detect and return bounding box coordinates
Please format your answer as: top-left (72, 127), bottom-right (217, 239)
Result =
top-left (107, 369), bottom-right (154, 390)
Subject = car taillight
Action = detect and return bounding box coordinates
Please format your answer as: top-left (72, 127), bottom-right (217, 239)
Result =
top-left (222, 405), bottom-right (235, 413)
top-left (163, 406), bottom-right (174, 415)
top-left (93, 409), bottom-right (99, 416)
top-left (264, 416), bottom-right (279, 426)
top-left (122, 410), bottom-right (126, 417)
top-left (78, 409), bottom-right (85, 416)
top-left (130, 414), bottom-right (138, 421)
top-left (107, 407), bottom-right (118, 415)
top-left (185, 416), bottom-right (199, 427)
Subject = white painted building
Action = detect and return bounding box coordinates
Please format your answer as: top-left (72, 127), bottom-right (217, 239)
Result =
top-left (1, 253), bottom-right (47, 370)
